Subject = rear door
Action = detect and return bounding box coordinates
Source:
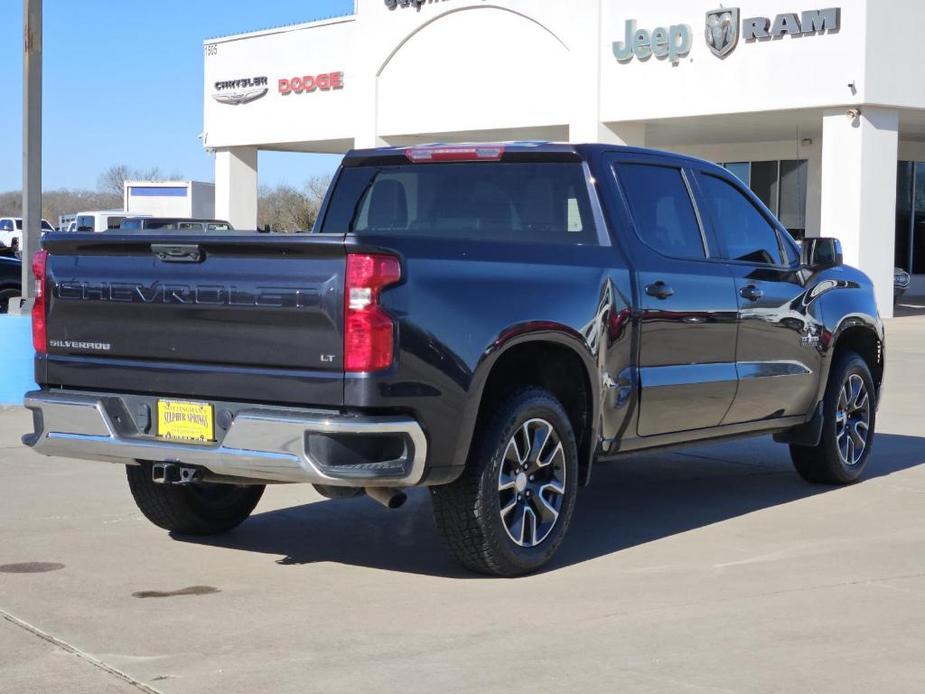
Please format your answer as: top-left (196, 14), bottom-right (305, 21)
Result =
top-left (693, 169), bottom-right (820, 423)
top-left (609, 155), bottom-right (739, 437)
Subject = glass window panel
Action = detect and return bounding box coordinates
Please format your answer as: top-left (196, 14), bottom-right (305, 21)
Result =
top-left (750, 161), bottom-right (779, 216)
top-left (617, 164), bottom-right (706, 259)
top-left (896, 162), bottom-right (914, 272)
top-left (725, 162), bottom-right (750, 186)
top-left (347, 163), bottom-right (598, 245)
top-left (914, 163), bottom-right (925, 274)
top-left (778, 160), bottom-right (808, 234)
top-left (700, 174), bottom-right (783, 266)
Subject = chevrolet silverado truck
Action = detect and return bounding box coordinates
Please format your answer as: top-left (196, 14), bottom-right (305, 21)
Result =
top-left (23, 144), bottom-right (884, 576)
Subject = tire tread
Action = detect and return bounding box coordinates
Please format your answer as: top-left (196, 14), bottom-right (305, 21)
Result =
top-left (431, 387), bottom-right (577, 576)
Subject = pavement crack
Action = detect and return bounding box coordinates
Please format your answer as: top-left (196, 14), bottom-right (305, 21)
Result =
top-left (0, 607), bottom-right (162, 694)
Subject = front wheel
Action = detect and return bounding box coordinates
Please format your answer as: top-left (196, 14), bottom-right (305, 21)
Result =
top-left (790, 351), bottom-right (877, 484)
top-left (126, 463), bottom-right (264, 535)
top-left (431, 387), bottom-right (579, 577)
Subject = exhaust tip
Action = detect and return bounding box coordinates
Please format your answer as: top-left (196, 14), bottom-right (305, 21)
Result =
top-left (366, 487), bottom-right (407, 510)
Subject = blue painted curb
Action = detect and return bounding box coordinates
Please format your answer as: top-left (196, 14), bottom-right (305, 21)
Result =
top-left (0, 315), bottom-right (38, 404)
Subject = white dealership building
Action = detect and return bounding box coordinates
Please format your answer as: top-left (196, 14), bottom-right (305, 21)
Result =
top-left (203, 0), bottom-right (925, 317)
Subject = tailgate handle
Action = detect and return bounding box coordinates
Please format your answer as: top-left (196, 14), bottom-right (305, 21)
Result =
top-left (152, 244), bottom-right (203, 263)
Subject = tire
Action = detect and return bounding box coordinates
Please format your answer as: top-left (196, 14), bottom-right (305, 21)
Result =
top-left (790, 351), bottom-right (877, 485)
top-left (431, 387), bottom-right (579, 577)
top-left (126, 463), bottom-right (264, 535)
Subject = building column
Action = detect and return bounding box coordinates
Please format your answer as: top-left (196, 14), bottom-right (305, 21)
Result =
top-left (820, 108), bottom-right (898, 318)
top-left (214, 147), bottom-right (258, 230)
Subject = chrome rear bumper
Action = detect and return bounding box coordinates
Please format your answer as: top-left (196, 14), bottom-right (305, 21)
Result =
top-left (23, 390), bottom-right (427, 487)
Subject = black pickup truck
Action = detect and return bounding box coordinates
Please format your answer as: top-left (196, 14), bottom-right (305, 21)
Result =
top-left (23, 144), bottom-right (884, 576)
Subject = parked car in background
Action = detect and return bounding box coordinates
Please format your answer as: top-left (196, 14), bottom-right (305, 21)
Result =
top-left (71, 210), bottom-right (132, 232)
top-left (0, 256), bottom-right (21, 313)
top-left (894, 267), bottom-right (912, 304)
top-left (0, 217), bottom-right (55, 257)
top-left (119, 217), bottom-right (234, 232)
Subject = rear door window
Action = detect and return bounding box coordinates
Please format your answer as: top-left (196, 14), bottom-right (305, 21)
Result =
top-left (328, 163), bottom-right (598, 245)
top-left (698, 174), bottom-right (784, 265)
top-left (616, 164), bottom-right (706, 259)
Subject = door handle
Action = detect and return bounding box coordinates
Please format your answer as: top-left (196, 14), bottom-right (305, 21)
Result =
top-left (645, 281), bottom-right (674, 300)
top-left (740, 285), bottom-right (763, 302)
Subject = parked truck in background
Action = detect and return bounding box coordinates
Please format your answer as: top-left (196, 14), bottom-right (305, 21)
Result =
top-left (0, 217), bottom-right (55, 257)
top-left (23, 144), bottom-right (884, 576)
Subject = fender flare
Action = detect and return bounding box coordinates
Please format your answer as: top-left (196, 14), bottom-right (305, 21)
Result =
top-left (811, 311), bottom-right (884, 411)
top-left (449, 323), bottom-right (601, 476)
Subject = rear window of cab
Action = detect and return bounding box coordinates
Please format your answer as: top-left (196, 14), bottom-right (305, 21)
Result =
top-left (321, 163), bottom-right (599, 245)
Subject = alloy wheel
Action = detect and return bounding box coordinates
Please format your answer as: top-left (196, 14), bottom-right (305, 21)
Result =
top-left (836, 373), bottom-right (871, 466)
top-left (497, 418), bottom-right (567, 548)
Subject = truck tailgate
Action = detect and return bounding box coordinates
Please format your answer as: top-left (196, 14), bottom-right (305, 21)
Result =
top-left (40, 233), bottom-right (346, 406)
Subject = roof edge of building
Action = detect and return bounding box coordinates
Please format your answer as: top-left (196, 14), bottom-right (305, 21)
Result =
top-left (203, 13), bottom-right (356, 44)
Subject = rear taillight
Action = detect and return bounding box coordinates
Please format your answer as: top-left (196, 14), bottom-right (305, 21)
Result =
top-left (344, 253), bottom-right (402, 372)
top-left (32, 249), bottom-right (48, 353)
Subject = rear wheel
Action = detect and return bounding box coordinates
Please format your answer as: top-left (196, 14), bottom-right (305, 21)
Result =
top-left (126, 463), bottom-right (264, 535)
top-left (431, 388), bottom-right (578, 577)
top-left (790, 351), bottom-right (876, 484)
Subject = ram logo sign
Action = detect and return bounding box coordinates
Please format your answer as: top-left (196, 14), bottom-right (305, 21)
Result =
top-left (705, 8), bottom-right (740, 58)
top-left (703, 7), bottom-right (841, 58)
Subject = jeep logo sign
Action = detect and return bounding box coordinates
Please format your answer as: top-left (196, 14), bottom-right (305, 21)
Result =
top-left (613, 20), bottom-right (692, 65)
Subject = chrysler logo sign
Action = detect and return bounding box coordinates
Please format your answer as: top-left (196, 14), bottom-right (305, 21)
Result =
top-left (212, 76), bottom-right (269, 106)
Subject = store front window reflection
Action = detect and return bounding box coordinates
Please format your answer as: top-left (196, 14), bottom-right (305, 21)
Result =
top-left (895, 161), bottom-right (925, 274)
top-left (722, 160), bottom-right (808, 240)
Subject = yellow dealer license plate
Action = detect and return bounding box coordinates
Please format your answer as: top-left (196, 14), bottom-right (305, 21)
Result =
top-left (157, 400), bottom-right (215, 443)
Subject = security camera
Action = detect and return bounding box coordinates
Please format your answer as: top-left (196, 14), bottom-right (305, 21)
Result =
top-left (847, 108), bottom-right (861, 120)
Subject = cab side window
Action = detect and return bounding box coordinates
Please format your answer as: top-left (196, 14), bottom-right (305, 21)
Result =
top-left (616, 164), bottom-right (706, 259)
top-left (699, 174), bottom-right (784, 266)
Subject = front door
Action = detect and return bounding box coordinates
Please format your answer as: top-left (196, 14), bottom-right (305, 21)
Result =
top-left (610, 157), bottom-right (739, 437)
top-left (693, 170), bottom-right (821, 424)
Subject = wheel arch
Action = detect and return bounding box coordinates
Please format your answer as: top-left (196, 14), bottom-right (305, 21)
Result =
top-left (819, 316), bottom-right (884, 406)
top-left (457, 326), bottom-right (600, 484)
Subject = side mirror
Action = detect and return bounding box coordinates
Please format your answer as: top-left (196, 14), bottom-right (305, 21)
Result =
top-left (801, 237), bottom-right (843, 269)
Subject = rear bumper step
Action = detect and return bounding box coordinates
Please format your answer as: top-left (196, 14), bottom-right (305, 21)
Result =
top-left (23, 390), bottom-right (427, 487)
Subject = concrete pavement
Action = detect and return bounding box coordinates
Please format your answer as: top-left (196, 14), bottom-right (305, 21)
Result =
top-left (1, 309), bottom-right (924, 693)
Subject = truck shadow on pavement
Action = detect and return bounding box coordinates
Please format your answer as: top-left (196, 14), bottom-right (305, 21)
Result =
top-left (177, 433), bottom-right (924, 578)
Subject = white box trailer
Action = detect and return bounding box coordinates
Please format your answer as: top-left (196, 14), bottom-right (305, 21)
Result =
top-left (123, 181), bottom-right (215, 219)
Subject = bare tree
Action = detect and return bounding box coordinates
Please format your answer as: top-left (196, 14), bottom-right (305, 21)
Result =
top-left (258, 175), bottom-right (332, 232)
top-left (97, 165), bottom-right (133, 197)
top-left (1, 188), bottom-right (122, 227)
top-left (96, 165), bottom-right (184, 197)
